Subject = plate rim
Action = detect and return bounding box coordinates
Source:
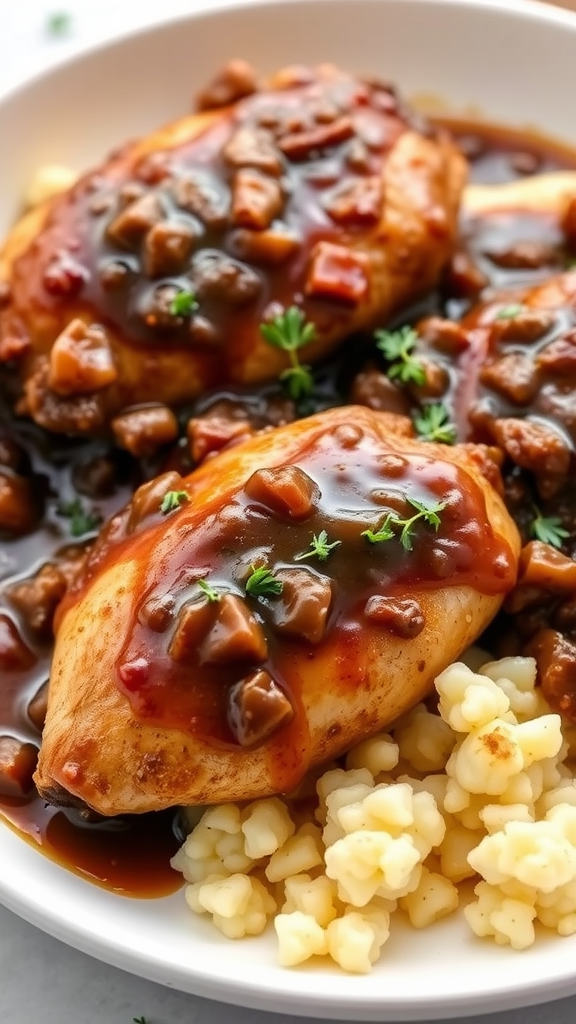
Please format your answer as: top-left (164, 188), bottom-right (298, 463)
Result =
top-left (3, 0), bottom-right (576, 1018)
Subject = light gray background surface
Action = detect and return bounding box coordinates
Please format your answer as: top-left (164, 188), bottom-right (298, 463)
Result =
top-left (1, 2), bottom-right (576, 1022)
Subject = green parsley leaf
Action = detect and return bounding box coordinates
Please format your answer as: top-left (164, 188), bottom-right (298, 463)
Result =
top-left (260, 306), bottom-right (316, 353)
top-left (197, 578), bottom-right (221, 603)
top-left (58, 497), bottom-right (102, 537)
top-left (362, 497), bottom-right (445, 552)
top-left (160, 490), bottom-right (190, 515)
top-left (529, 506), bottom-right (570, 549)
top-left (413, 403), bottom-right (457, 444)
top-left (375, 325), bottom-right (426, 386)
top-left (245, 565), bottom-right (284, 597)
top-left (46, 11), bottom-right (71, 35)
top-left (294, 529), bottom-right (341, 562)
top-left (133, 1018), bottom-right (148, 1024)
top-left (169, 290), bottom-right (199, 317)
top-left (260, 306), bottom-right (316, 401)
top-left (495, 304), bottom-right (524, 321)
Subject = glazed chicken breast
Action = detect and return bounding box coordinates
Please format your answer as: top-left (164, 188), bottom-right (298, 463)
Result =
top-left (0, 62), bottom-right (465, 438)
top-left (34, 405), bottom-right (519, 815)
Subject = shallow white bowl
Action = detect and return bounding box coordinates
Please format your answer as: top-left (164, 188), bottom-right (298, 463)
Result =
top-left (2, 0), bottom-right (576, 1019)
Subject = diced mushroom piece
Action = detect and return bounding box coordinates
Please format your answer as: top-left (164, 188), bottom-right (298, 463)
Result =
top-left (196, 59), bottom-right (259, 111)
top-left (228, 669), bottom-right (294, 747)
top-left (479, 353), bottom-right (540, 405)
top-left (199, 594), bottom-right (268, 666)
top-left (363, 595), bottom-right (425, 639)
top-left (111, 405), bottom-right (178, 458)
top-left (229, 226), bottom-right (301, 265)
top-left (419, 317), bottom-right (470, 356)
top-left (350, 364), bottom-right (411, 416)
top-left (48, 319), bottom-right (117, 397)
top-left (27, 681), bottom-right (49, 733)
top-left (168, 600), bottom-right (216, 663)
top-left (139, 593), bottom-right (176, 633)
top-left (305, 241), bottom-right (370, 304)
top-left (193, 252), bottom-right (262, 306)
top-left (324, 176), bottom-right (382, 226)
top-left (408, 357), bottom-right (449, 400)
top-left (187, 415), bottom-right (254, 464)
top-left (269, 568), bottom-right (332, 643)
top-left (489, 417), bottom-right (571, 497)
top-left (537, 330), bottom-right (576, 372)
top-left (171, 175), bottom-right (229, 229)
top-left (517, 541), bottom-right (576, 592)
top-left (0, 471), bottom-right (39, 534)
top-left (106, 193), bottom-right (164, 248)
top-left (8, 563), bottom-right (67, 638)
top-left (526, 628), bottom-right (576, 720)
top-left (231, 169), bottom-right (284, 230)
top-left (445, 250), bottom-right (488, 299)
top-left (143, 220), bottom-right (195, 277)
top-left (0, 613), bottom-right (36, 671)
top-left (127, 471), bottom-right (185, 532)
top-left (223, 127), bottom-right (284, 176)
top-left (245, 465), bottom-right (320, 519)
top-left (0, 736), bottom-right (39, 797)
top-left (278, 116), bottom-right (354, 161)
top-left (491, 310), bottom-right (555, 345)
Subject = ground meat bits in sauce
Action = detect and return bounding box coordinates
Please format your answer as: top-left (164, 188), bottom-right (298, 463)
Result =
top-left (3, 112), bottom-right (576, 894)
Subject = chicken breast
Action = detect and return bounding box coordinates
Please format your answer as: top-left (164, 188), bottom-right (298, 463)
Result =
top-left (34, 405), bottom-right (519, 814)
top-left (0, 62), bottom-right (465, 437)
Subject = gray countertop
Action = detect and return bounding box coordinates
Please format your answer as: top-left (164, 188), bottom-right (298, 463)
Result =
top-left (2, 2), bottom-right (576, 1021)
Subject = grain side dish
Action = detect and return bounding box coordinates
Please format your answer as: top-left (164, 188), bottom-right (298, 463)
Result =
top-left (2, 59), bottom-right (576, 969)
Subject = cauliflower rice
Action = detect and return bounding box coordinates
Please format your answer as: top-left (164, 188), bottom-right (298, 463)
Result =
top-left (172, 653), bottom-right (576, 972)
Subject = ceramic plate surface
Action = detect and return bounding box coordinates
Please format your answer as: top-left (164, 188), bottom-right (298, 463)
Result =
top-left (2, 0), bottom-right (576, 1018)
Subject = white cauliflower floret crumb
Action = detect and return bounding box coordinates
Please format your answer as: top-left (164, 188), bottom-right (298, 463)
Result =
top-left (173, 653), bottom-right (576, 970)
top-left (275, 911), bottom-right (328, 966)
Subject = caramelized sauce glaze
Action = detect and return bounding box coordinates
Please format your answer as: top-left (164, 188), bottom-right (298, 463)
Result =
top-left (0, 120), bottom-right (575, 895)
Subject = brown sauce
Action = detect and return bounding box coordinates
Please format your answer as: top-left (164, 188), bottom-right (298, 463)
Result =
top-left (1, 117), bottom-right (576, 896)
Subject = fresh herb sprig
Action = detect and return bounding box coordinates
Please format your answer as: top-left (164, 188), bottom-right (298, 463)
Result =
top-left (375, 326), bottom-right (426, 386)
top-left (46, 11), bottom-right (71, 36)
top-left (413, 403), bottom-right (457, 444)
top-left (133, 1017), bottom-right (149, 1024)
top-left (495, 304), bottom-right (524, 321)
top-left (529, 505), bottom-right (570, 549)
top-left (160, 490), bottom-right (190, 514)
top-left (362, 497), bottom-right (446, 551)
top-left (198, 578), bottom-right (221, 602)
top-left (294, 529), bottom-right (341, 562)
top-left (58, 497), bottom-right (102, 537)
top-left (260, 306), bottom-right (316, 400)
top-left (245, 565), bottom-right (284, 597)
top-left (170, 289), bottom-right (199, 318)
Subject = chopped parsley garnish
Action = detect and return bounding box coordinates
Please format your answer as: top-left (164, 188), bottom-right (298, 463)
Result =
top-left (375, 325), bottom-right (426, 387)
top-left (362, 497), bottom-right (446, 552)
top-left (197, 578), bottom-right (221, 603)
top-left (58, 497), bottom-right (101, 537)
top-left (245, 565), bottom-right (284, 597)
top-left (413, 403), bottom-right (457, 445)
top-left (160, 490), bottom-right (190, 514)
top-left (294, 529), bottom-right (341, 562)
top-left (133, 1018), bottom-right (149, 1024)
top-left (260, 306), bottom-right (316, 401)
top-left (46, 11), bottom-right (71, 35)
top-left (495, 304), bottom-right (524, 321)
top-left (529, 506), bottom-right (570, 549)
top-left (169, 289), bottom-right (199, 317)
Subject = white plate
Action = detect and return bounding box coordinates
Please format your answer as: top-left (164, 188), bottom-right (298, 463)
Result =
top-left (2, 0), bottom-right (576, 1018)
